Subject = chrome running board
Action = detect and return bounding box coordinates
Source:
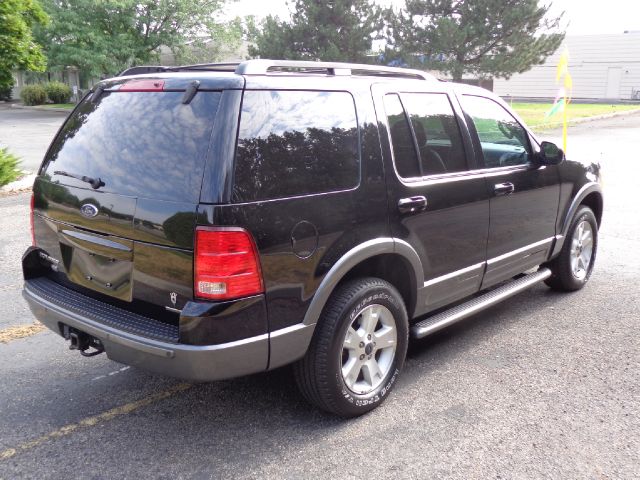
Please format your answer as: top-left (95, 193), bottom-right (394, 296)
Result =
top-left (411, 268), bottom-right (552, 339)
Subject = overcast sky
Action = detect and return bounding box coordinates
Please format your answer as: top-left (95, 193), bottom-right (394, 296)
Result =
top-left (225, 0), bottom-right (640, 36)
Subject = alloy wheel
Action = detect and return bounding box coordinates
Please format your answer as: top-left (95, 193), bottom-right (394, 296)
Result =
top-left (340, 304), bottom-right (397, 395)
top-left (571, 220), bottom-right (594, 280)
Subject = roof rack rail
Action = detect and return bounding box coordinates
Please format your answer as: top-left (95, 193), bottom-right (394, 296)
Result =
top-left (235, 59), bottom-right (435, 81)
top-left (118, 60), bottom-right (435, 81)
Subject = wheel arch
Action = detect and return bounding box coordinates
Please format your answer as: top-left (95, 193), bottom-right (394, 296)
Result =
top-left (550, 182), bottom-right (603, 259)
top-left (561, 182), bottom-right (603, 237)
top-left (302, 238), bottom-right (423, 327)
top-left (579, 191), bottom-right (603, 228)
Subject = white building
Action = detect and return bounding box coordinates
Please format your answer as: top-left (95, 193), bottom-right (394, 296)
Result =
top-left (493, 32), bottom-right (640, 101)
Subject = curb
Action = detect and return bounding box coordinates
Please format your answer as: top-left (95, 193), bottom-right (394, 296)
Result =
top-left (0, 173), bottom-right (36, 196)
top-left (10, 104), bottom-right (73, 114)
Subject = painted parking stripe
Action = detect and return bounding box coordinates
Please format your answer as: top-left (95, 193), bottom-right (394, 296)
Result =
top-left (0, 382), bottom-right (192, 461)
top-left (92, 366), bottom-right (130, 381)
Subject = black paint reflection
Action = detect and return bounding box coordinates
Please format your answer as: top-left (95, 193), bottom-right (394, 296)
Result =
top-left (233, 91), bottom-right (360, 202)
top-left (41, 91), bottom-right (221, 203)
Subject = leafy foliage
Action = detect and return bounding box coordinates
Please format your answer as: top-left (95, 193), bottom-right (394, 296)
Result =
top-left (20, 84), bottom-right (47, 105)
top-left (35, 0), bottom-right (242, 78)
top-left (0, 0), bottom-right (48, 93)
top-left (248, 0), bottom-right (384, 62)
top-left (44, 81), bottom-right (71, 103)
top-left (386, 0), bottom-right (565, 80)
top-left (0, 84), bottom-right (12, 101)
top-left (0, 148), bottom-right (22, 187)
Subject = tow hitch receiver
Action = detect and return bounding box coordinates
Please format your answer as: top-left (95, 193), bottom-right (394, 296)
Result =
top-left (62, 324), bottom-right (105, 357)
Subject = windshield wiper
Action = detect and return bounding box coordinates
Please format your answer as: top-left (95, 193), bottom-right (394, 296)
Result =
top-left (54, 170), bottom-right (105, 190)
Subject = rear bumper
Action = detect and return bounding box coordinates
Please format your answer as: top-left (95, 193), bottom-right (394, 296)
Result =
top-left (23, 281), bottom-right (269, 382)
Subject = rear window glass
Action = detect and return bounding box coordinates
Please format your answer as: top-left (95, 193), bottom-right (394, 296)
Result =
top-left (233, 90), bottom-right (360, 202)
top-left (41, 91), bottom-right (221, 203)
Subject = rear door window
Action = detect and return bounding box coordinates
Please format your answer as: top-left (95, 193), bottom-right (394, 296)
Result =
top-left (41, 91), bottom-right (221, 203)
top-left (401, 93), bottom-right (468, 175)
top-left (233, 90), bottom-right (360, 202)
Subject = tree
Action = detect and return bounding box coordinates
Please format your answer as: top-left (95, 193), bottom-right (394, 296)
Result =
top-left (35, 0), bottom-right (242, 78)
top-left (248, 0), bottom-right (384, 63)
top-left (0, 0), bottom-right (48, 94)
top-left (386, 0), bottom-right (565, 80)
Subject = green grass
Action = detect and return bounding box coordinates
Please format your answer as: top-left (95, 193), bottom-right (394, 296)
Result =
top-left (510, 102), bottom-right (640, 130)
top-left (42, 103), bottom-right (75, 109)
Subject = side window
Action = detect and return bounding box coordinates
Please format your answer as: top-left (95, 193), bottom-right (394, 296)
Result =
top-left (401, 93), bottom-right (468, 175)
top-left (233, 90), bottom-right (359, 202)
top-left (383, 94), bottom-right (420, 178)
top-left (460, 95), bottom-right (531, 168)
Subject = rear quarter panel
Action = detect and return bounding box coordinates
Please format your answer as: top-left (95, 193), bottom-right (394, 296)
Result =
top-left (197, 79), bottom-right (389, 331)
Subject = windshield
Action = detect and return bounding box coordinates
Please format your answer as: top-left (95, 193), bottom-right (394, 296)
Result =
top-left (41, 90), bottom-right (221, 203)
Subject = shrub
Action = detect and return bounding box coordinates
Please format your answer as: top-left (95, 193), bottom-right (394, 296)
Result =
top-left (44, 81), bottom-right (72, 104)
top-left (0, 147), bottom-right (21, 187)
top-left (20, 84), bottom-right (47, 106)
top-left (0, 83), bottom-right (12, 101)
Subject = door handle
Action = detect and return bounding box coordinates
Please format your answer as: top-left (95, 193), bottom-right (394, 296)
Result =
top-left (494, 182), bottom-right (515, 196)
top-left (398, 196), bottom-right (427, 214)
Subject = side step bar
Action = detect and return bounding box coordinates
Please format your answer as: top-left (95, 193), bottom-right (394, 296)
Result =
top-left (411, 268), bottom-right (552, 339)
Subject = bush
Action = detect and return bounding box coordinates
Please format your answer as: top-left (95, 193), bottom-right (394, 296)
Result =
top-left (20, 84), bottom-right (47, 106)
top-left (0, 83), bottom-right (12, 101)
top-left (44, 81), bottom-right (72, 104)
top-left (0, 147), bottom-right (21, 187)
top-left (0, 73), bottom-right (14, 101)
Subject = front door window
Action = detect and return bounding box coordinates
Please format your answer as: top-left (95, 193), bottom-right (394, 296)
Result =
top-left (460, 95), bottom-right (531, 168)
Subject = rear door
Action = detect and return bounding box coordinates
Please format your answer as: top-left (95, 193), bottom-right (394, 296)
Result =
top-left (33, 83), bottom-right (223, 311)
top-left (372, 83), bottom-right (490, 316)
top-left (457, 94), bottom-right (560, 288)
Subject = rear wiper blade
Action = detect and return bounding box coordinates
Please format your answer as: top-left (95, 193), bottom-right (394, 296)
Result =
top-left (54, 170), bottom-right (105, 190)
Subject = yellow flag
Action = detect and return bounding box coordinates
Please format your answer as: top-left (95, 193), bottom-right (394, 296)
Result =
top-left (556, 49), bottom-right (569, 82)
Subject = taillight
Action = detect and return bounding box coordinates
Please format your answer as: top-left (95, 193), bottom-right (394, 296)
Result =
top-left (30, 193), bottom-right (36, 246)
top-left (194, 227), bottom-right (264, 301)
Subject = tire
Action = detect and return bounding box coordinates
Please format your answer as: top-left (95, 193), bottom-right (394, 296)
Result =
top-left (545, 206), bottom-right (598, 291)
top-left (294, 277), bottom-right (409, 417)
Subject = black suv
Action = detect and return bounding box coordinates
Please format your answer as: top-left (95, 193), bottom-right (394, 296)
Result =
top-left (22, 60), bottom-right (602, 417)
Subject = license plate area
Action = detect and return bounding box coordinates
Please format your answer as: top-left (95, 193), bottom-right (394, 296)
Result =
top-left (59, 228), bottom-right (134, 301)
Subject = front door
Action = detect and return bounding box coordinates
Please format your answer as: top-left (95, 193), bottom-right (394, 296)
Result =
top-left (373, 84), bottom-right (490, 316)
top-left (606, 67), bottom-right (623, 99)
top-left (458, 94), bottom-right (560, 288)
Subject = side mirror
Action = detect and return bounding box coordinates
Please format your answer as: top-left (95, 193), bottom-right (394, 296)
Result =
top-left (539, 141), bottom-right (565, 165)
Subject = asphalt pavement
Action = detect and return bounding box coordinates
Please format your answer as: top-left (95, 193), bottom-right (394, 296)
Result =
top-left (0, 109), bottom-right (638, 479)
top-left (0, 104), bottom-right (66, 172)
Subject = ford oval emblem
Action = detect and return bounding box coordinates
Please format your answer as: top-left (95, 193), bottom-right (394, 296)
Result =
top-left (80, 203), bottom-right (99, 218)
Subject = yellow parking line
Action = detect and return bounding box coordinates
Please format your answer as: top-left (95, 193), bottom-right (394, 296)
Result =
top-left (0, 382), bottom-right (192, 461)
top-left (0, 322), bottom-right (46, 344)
